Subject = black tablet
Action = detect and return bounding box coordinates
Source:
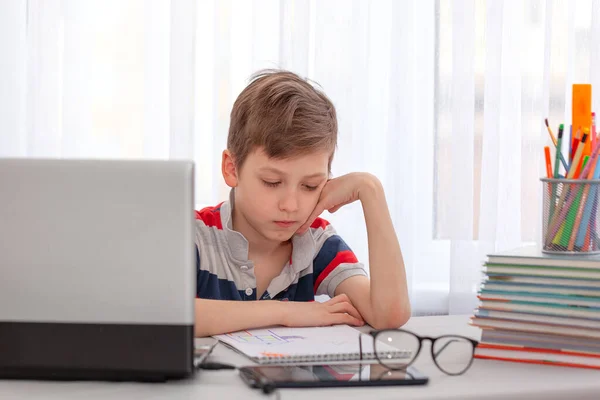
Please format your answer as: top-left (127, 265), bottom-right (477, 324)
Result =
top-left (239, 363), bottom-right (428, 391)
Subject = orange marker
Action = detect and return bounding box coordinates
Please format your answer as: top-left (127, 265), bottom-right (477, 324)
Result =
top-left (572, 84), bottom-right (592, 156)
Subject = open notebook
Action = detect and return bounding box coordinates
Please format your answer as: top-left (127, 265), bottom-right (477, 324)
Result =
top-left (214, 325), bottom-right (411, 365)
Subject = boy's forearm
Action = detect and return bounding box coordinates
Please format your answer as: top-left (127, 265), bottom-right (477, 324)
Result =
top-left (359, 175), bottom-right (411, 328)
top-left (194, 298), bottom-right (285, 337)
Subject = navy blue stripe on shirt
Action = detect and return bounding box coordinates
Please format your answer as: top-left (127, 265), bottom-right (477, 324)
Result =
top-left (271, 273), bottom-right (315, 302)
top-left (196, 269), bottom-right (248, 300)
top-left (312, 235), bottom-right (352, 282)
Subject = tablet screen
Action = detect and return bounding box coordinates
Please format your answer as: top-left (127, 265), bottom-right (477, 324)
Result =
top-left (240, 364), bottom-right (428, 388)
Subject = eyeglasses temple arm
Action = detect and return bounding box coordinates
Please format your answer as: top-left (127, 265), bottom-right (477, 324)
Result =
top-left (358, 333), bottom-right (364, 361)
top-left (433, 339), bottom-right (460, 358)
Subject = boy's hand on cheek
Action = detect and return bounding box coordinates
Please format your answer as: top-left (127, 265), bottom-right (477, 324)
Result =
top-left (283, 294), bottom-right (365, 327)
top-left (297, 172), bottom-right (380, 234)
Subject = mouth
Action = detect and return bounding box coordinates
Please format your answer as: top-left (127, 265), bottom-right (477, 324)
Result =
top-left (274, 221), bottom-right (296, 228)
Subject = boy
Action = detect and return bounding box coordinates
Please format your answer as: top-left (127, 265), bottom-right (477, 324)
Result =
top-left (194, 70), bottom-right (410, 337)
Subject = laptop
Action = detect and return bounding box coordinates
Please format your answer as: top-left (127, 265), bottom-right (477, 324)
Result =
top-left (0, 158), bottom-right (197, 381)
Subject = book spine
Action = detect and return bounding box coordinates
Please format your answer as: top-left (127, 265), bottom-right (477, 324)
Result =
top-left (474, 354), bottom-right (600, 370)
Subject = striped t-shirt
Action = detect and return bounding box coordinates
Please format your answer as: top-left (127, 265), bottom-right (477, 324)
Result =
top-left (194, 193), bottom-right (367, 301)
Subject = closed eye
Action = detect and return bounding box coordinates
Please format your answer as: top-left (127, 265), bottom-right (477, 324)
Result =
top-left (262, 180), bottom-right (281, 188)
top-left (303, 185), bottom-right (318, 191)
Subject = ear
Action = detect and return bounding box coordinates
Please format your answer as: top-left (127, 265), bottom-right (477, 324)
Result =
top-left (221, 150), bottom-right (238, 188)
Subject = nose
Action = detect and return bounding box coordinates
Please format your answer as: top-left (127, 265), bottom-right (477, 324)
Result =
top-left (279, 188), bottom-right (299, 213)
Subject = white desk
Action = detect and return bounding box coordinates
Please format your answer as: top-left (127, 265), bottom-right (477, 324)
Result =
top-left (1, 315), bottom-right (599, 400)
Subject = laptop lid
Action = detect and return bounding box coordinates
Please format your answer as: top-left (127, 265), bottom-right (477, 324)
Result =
top-left (0, 158), bottom-right (196, 381)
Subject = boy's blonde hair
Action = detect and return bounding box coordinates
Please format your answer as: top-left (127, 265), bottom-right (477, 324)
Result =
top-left (227, 70), bottom-right (337, 172)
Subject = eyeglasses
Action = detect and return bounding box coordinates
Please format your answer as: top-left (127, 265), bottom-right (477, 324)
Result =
top-left (358, 329), bottom-right (479, 376)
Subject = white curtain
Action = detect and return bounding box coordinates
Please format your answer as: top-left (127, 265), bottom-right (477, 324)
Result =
top-left (2, 0), bottom-right (599, 316)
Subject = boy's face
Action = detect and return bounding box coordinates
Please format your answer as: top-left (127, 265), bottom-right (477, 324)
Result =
top-left (225, 147), bottom-right (330, 242)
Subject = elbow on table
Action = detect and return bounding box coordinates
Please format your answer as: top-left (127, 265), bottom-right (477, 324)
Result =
top-left (371, 302), bottom-right (411, 330)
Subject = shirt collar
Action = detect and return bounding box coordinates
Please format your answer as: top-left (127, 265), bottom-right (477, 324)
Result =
top-left (220, 189), bottom-right (249, 262)
top-left (220, 189), bottom-right (316, 272)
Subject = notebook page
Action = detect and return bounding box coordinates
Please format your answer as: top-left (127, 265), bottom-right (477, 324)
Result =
top-left (214, 325), bottom-right (410, 363)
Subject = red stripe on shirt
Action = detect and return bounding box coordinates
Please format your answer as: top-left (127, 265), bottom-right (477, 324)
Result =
top-left (313, 250), bottom-right (358, 293)
top-left (310, 217), bottom-right (330, 230)
top-left (195, 203), bottom-right (224, 229)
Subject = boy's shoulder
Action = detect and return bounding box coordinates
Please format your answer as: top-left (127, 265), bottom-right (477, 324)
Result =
top-left (308, 217), bottom-right (331, 232)
top-left (306, 217), bottom-right (343, 249)
top-left (195, 203), bottom-right (225, 229)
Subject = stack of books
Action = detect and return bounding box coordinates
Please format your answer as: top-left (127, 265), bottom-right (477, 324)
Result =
top-left (471, 245), bottom-right (600, 369)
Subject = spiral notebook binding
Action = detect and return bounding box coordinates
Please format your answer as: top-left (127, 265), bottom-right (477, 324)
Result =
top-left (254, 350), bottom-right (409, 365)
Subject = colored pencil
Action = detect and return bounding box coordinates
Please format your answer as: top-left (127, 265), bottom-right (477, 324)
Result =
top-left (545, 133), bottom-right (589, 247)
top-left (572, 133), bottom-right (600, 250)
top-left (545, 118), bottom-right (569, 171)
top-left (571, 128), bottom-right (581, 163)
top-left (549, 125), bottom-right (565, 226)
top-left (560, 155), bottom-right (590, 248)
top-left (544, 146), bottom-right (553, 178)
top-left (569, 157), bottom-right (600, 250)
top-left (592, 112), bottom-right (597, 154)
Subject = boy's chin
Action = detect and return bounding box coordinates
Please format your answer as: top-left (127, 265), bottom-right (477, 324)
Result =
top-left (262, 228), bottom-right (295, 242)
